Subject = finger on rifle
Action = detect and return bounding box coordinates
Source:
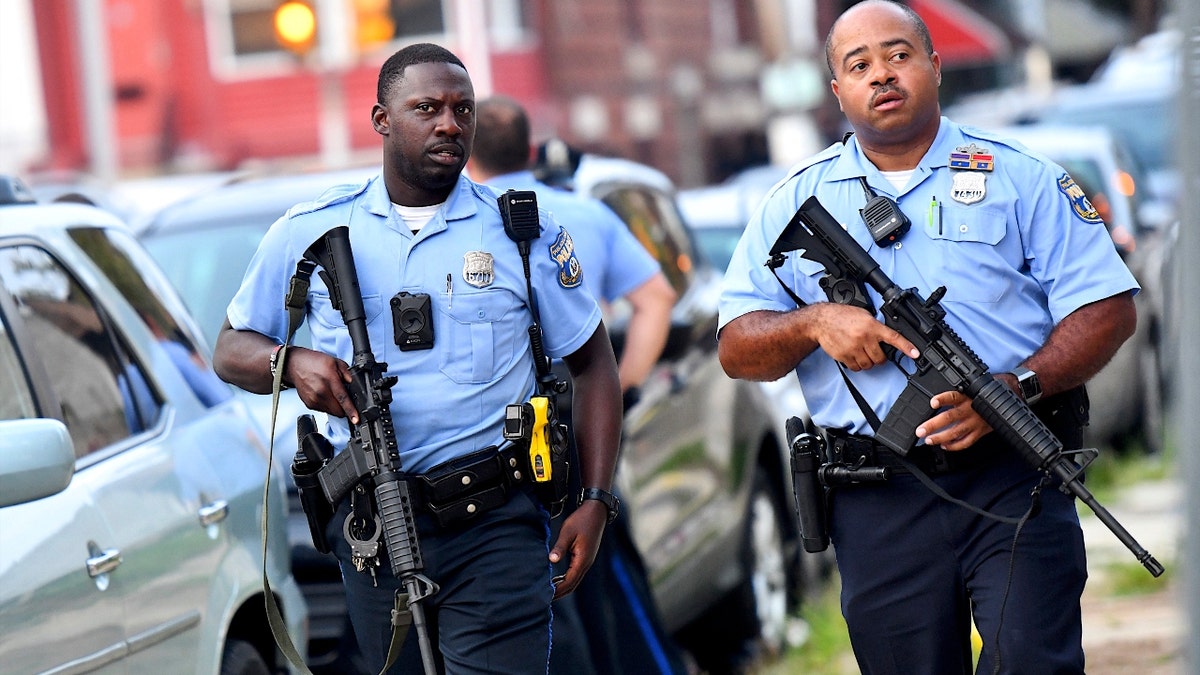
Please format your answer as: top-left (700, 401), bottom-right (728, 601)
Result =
top-left (882, 325), bottom-right (919, 359)
top-left (334, 360), bottom-right (359, 424)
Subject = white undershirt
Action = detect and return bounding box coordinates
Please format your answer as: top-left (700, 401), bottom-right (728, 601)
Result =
top-left (880, 169), bottom-right (914, 192)
top-left (393, 202), bottom-right (444, 233)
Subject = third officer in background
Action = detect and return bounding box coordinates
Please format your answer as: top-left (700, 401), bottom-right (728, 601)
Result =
top-left (468, 95), bottom-right (688, 675)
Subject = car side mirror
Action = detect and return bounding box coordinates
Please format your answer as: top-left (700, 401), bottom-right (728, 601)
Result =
top-left (0, 419), bottom-right (75, 507)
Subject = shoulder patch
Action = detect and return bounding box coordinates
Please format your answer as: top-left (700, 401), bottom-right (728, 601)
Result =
top-left (1057, 173), bottom-right (1103, 224)
top-left (549, 226), bottom-right (583, 288)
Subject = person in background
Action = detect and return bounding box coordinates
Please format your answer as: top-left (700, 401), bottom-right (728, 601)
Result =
top-left (717, 2), bottom-right (1137, 673)
top-left (468, 95), bottom-right (686, 675)
top-left (214, 44), bottom-right (622, 674)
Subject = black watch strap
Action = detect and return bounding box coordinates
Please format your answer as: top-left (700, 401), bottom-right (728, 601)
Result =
top-left (579, 487), bottom-right (620, 524)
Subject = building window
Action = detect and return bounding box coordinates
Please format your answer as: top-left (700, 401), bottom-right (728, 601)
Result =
top-left (207, 0), bottom-right (528, 77)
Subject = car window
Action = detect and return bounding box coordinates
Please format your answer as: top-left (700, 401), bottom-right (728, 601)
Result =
top-left (597, 185), bottom-right (696, 295)
top-left (0, 244), bottom-right (160, 456)
top-left (140, 220), bottom-right (269, 346)
top-left (0, 310), bottom-right (36, 420)
top-left (692, 225), bottom-right (745, 273)
top-left (140, 216), bottom-right (312, 349)
top-left (70, 227), bottom-right (232, 407)
top-left (1041, 97), bottom-right (1173, 174)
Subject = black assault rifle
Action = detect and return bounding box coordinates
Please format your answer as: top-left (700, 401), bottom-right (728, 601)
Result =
top-left (772, 196), bottom-right (1163, 577)
top-left (290, 226), bottom-right (439, 674)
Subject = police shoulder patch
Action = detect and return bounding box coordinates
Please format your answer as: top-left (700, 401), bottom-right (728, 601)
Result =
top-left (549, 226), bottom-right (583, 288)
top-left (1057, 173), bottom-right (1103, 224)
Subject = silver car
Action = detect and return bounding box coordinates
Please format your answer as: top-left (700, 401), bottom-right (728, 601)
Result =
top-left (0, 178), bottom-right (306, 675)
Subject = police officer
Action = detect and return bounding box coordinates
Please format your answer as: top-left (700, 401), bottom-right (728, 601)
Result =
top-left (467, 96), bottom-right (686, 675)
top-left (213, 43), bottom-right (623, 674)
top-left (717, 2), bottom-right (1138, 673)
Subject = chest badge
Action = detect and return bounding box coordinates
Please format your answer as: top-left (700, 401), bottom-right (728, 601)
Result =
top-left (951, 171), bottom-right (987, 205)
top-left (463, 251), bottom-right (495, 288)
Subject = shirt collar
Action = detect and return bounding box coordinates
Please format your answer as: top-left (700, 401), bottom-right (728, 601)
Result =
top-left (360, 172), bottom-right (480, 228)
top-left (823, 117), bottom-right (965, 194)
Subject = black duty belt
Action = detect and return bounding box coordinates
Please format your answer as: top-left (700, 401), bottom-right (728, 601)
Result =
top-left (406, 443), bottom-right (531, 529)
top-left (825, 429), bottom-right (1000, 476)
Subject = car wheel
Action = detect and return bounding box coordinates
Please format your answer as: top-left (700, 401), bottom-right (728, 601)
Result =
top-left (220, 639), bottom-right (271, 675)
top-left (1138, 341), bottom-right (1165, 455)
top-left (742, 475), bottom-right (790, 656)
top-left (676, 472), bottom-right (792, 673)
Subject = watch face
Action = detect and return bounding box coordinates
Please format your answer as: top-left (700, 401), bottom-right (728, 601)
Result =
top-left (1017, 369), bottom-right (1041, 401)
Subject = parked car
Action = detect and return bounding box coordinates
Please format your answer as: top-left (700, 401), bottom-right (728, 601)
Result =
top-left (570, 155), bottom-right (819, 667)
top-left (1034, 79), bottom-right (1178, 211)
top-left (994, 124), bottom-right (1168, 453)
top-left (0, 176), bottom-right (306, 675)
top-left (135, 166), bottom-right (375, 674)
top-left (136, 158), bottom-right (813, 672)
top-left (675, 163), bottom-right (822, 459)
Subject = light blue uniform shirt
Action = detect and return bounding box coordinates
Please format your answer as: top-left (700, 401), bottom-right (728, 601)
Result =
top-left (718, 117), bottom-right (1139, 435)
top-left (483, 170), bottom-right (661, 302)
top-left (228, 172), bottom-right (602, 472)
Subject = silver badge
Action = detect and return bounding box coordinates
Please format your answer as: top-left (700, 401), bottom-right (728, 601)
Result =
top-left (462, 251), bottom-right (495, 288)
top-left (950, 171), bottom-right (987, 205)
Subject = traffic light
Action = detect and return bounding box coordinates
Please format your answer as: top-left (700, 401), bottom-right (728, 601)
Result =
top-left (274, 0), bottom-right (317, 56)
top-left (353, 0), bottom-right (395, 50)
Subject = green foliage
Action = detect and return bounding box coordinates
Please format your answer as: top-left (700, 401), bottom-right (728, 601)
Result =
top-left (1079, 444), bottom-right (1171, 505)
top-left (1100, 559), bottom-right (1173, 597)
top-left (756, 575), bottom-right (855, 674)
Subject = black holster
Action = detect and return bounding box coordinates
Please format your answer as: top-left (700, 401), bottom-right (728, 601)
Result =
top-left (292, 414), bottom-right (336, 554)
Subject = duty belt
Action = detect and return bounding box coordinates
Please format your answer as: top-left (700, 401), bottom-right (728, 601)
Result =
top-left (825, 429), bottom-right (999, 476)
top-left (406, 443), bottom-right (532, 529)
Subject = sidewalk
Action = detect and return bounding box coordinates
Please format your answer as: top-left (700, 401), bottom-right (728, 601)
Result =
top-left (1079, 478), bottom-right (1185, 674)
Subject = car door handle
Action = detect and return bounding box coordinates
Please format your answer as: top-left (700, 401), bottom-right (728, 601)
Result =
top-left (197, 499), bottom-right (229, 527)
top-left (86, 548), bottom-right (122, 578)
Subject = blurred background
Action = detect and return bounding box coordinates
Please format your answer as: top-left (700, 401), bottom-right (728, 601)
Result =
top-left (1, 1), bottom-right (1194, 672)
top-left (0, 0), bottom-right (1170, 190)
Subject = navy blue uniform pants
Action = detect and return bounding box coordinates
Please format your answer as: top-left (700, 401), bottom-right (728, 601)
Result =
top-left (329, 486), bottom-right (554, 674)
top-left (829, 449), bottom-right (1087, 675)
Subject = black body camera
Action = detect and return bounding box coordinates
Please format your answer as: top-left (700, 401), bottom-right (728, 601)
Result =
top-left (391, 291), bottom-right (434, 351)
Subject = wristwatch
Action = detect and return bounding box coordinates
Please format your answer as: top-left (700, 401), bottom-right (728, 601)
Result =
top-left (579, 487), bottom-right (620, 524)
top-left (1010, 366), bottom-right (1042, 405)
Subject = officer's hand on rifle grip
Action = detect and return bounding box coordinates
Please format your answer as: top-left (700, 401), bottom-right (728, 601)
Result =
top-left (287, 347), bottom-right (361, 424)
top-left (811, 303), bottom-right (918, 371)
top-left (917, 390), bottom-right (993, 451)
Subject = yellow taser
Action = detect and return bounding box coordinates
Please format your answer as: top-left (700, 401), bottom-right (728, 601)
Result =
top-left (528, 396), bottom-right (553, 482)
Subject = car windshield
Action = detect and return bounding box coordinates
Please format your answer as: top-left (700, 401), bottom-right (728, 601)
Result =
top-left (141, 219), bottom-right (280, 346)
top-left (692, 225), bottom-right (745, 273)
top-left (1040, 98), bottom-right (1173, 174)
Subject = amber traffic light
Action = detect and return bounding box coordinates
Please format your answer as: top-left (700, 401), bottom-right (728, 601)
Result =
top-left (353, 0), bottom-right (395, 49)
top-left (274, 0), bottom-right (317, 55)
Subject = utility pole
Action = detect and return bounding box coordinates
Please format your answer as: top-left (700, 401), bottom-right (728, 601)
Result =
top-left (1178, 0), bottom-right (1198, 670)
top-left (75, 0), bottom-right (117, 183)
